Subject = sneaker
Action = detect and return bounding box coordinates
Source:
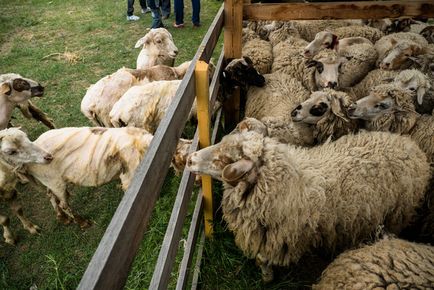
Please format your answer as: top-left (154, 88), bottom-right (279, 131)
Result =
top-left (141, 7), bottom-right (151, 14)
top-left (173, 22), bottom-right (185, 28)
top-left (162, 14), bottom-right (170, 20)
top-left (192, 22), bottom-right (201, 28)
top-left (127, 15), bottom-right (140, 21)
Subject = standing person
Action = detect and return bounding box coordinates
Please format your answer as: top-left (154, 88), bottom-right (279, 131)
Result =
top-left (147, 0), bottom-right (165, 28)
top-left (173, 0), bottom-right (201, 28)
top-left (160, 0), bottom-right (171, 19)
top-left (127, 0), bottom-right (150, 21)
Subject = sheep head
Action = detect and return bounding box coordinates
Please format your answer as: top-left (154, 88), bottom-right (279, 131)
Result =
top-left (304, 31), bottom-right (338, 58)
top-left (348, 84), bottom-right (414, 121)
top-left (171, 138), bottom-right (193, 175)
top-left (1, 73), bottom-right (44, 103)
top-left (380, 40), bottom-right (424, 70)
top-left (394, 69), bottom-right (431, 105)
top-left (222, 57), bottom-right (266, 92)
top-left (420, 26), bottom-right (434, 44)
top-left (134, 28), bottom-right (178, 61)
top-left (0, 128), bottom-right (53, 166)
top-left (306, 50), bottom-right (347, 90)
top-left (186, 130), bottom-right (264, 185)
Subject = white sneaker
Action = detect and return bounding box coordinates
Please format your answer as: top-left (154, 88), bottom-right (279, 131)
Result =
top-left (127, 15), bottom-right (140, 21)
top-left (141, 7), bottom-right (151, 14)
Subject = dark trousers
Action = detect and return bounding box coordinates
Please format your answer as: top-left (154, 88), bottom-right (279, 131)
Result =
top-left (160, 0), bottom-right (170, 17)
top-left (127, 0), bottom-right (147, 16)
top-left (147, 0), bottom-right (164, 28)
top-left (174, 0), bottom-right (200, 25)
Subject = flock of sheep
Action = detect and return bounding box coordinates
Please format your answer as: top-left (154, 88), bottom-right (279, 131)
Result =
top-left (185, 18), bottom-right (434, 288)
top-left (0, 28), bottom-right (193, 242)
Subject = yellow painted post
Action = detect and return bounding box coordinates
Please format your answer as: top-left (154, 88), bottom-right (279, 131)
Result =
top-left (195, 60), bottom-right (213, 238)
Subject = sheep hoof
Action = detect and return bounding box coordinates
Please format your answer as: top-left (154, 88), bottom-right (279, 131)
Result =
top-left (76, 217), bottom-right (92, 229)
top-left (261, 271), bottom-right (274, 283)
top-left (5, 237), bottom-right (16, 245)
top-left (57, 213), bottom-right (72, 225)
top-left (27, 224), bottom-right (41, 235)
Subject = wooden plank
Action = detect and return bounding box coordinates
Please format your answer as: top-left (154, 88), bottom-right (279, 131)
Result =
top-left (149, 131), bottom-right (199, 290)
top-left (224, 0), bottom-right (243, 130)
top-left (78, 6), bottom-right (225, 289)
top-left (195, 61), bottom-right (213, 238)
top-left (175, 192), bottom-right (204, 290)
top-left (199, 5), bottom-right (224, 62)
top-left (209, 50), bottom-right (224, 112)
top-left (244, 1), bottom-right (434, 21)
top-left (191, 231), bottom-right (206, 290)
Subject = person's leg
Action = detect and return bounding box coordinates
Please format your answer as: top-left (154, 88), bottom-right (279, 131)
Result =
top-left (161, 0), bottom-right (170, 18)
top-left (127, 0), bottom-right (135, 16)
top-left (139, 0), bottom-right (147, 9)
top-left (147, 0), bottom-right (164, 28)
top-left (191, 0), bottom-right (200, 26)
top-left (174, 0), bottom-right (184, 25)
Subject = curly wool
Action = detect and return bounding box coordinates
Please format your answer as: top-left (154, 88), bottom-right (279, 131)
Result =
top-left (333, 25), bottom-right (384, 43)
top-left (312, 89), bottom-right (360, 143)
top-left (222, 131), bottom-right (430, 267)
top-left (291, 20), bottom-right (360, 41)
top-left (242, 39), bottom-right (273, 75)
top-left (349, 69), bottom-right (399, 100)
top-left (374, 32), bottom-right (429, 63)
top-left (268, 24), bottom-right (302, 47)
top-left (313, 237), bottom-right (434, 290)
top-left (245, 72), bottom-right (310, 120)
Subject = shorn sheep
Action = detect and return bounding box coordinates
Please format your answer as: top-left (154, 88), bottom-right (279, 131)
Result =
top-left (135, 28), bottom-right (178, 69)
top-left (81, 63), bottom-right (187, 127)
top-left (291, 89), bottom-right (359, 144)
top-left (0, 128), bottom-right (53, 244)
top-left (348, 83), bottom-right (434, 163)
top-left (186, 127), bottom-right (430, 282)
top-left (313, 237), bottom-right (434, 290)
top-left (24, 127), bottom-right (192, 227)
top-left (0, 73), bottom-right (55, 130)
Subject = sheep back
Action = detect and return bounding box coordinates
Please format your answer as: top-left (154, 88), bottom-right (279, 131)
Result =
top-left (349, 69), bottom-right (399, 100)
top-left (334, 25), bottom-right (384, 43)
top-left (313, 237), bottom-right (434, 290)
top-left (242, 39), bottom-right (273, 75)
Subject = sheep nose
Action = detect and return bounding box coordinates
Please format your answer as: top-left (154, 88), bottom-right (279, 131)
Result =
top-left (186, 154), bottom-right (194, 168)
top-left (347, 104), bottom-right (356, 115)
top-left (383, 62), bottom-right (390, 68)
top-left (327, 82), bottom-right (337, 89)
top-left (44, 154), bottom-right (53, 162)
top-left (291, 105), bottom-right (302, 117)
top-left (174, 49), bottom-right (178, 55)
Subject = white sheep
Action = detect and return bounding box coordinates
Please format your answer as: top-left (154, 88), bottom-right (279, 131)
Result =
top-left (81, 62), bottom-right (189, 127)
top-left (290, 20), bottom-right (362, 41)
top-left (291, 89), bottom-right (360, 144)
top-left (25, 127), bottom-right (191, 227)
top-left (313, 237), bottom-right (434, 290)
top-left (186, 128), bottom-right (430, 282)
top-left (374, 32), bottom-right (429, 69)
top-left (420, 25), bottom-right (434, 44)
top-left (394, 69), bottom-right (434, 114)
top-left (303, 30), bottom-right (373, 58)
top-left (0, 128), bottom-right (53, 244)
top-left (0, 73), bottom-right (55, 130)
top-left (135, 28), bottom-right (178, 69)
top-left (242, 29), bottom-right (273, 75)
top-left (348, 83), bottom-right (434, 163)
top-left (347, 68), bottom-right (399, 100)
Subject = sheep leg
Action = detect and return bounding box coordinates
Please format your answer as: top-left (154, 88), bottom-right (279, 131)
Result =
top-left (49, 188), bottom-right (91, 229)
top-left (0, 214), bottom-right (16, 245)
top-left (47, 190), bottom-right (73, 224)
top-left (9, 197), bottom-right (40, 235)
top-left (256, 253), bottom-right (274, 283)
top-left (25, 101), bottom-right (56, 129)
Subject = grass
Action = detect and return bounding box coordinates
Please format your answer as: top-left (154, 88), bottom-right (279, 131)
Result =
top-left (1, 1), bottom-right (326, 289)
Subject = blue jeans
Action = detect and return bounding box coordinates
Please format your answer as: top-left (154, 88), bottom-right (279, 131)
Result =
top-left (147, 0), bottom-right (164, 28)
top-left (174, 0), bottom-right (200, 25)
top-left (127, 0), bottom-right (147, 16)
top-left (160, 0), bottom-right (170, 17)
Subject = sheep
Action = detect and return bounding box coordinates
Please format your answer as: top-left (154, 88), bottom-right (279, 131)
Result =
top-left (290, 89), bottom-right (360, 144)
top-left (245, 72), bottom-right (310, 120)
top-left (0, 128), bottom-right (53, 244)
top-left (420, 25), bottom-right (434, 44)
top-left (290, 20), bottom-right (362, 42)
top-left (347, 69), bottom-right (399, 100)
top-left (313, 237), bottom-right (434, 290)
top-left (362, 18), bottom-right (412, 34)
top-left (268, 24), bottom-right (302, 47)
top-left (348, 83), bottom-right (434, 163)
top-left (0, 73), bottom-right (55, 130)
top-left (80, 62), bottom-right (188, 127)
top-left (186, 128), bottom-right (430, 282)
top-left (242, 31), bottom-right (273, 75)
top-left (394, 69), bottom-right (434, 114)
top-left (303, 30), bottom-right (373, 58)
top-left (409, 53), bottom-right (434, 79)
top-left (24, 127), bottom-right (192, 227)
top-left (272, 48), bottom-right (346, 91)
top-left (374, 32), bottom-right (429, 69)
top-left (135, 28), bottom-right (178, 69)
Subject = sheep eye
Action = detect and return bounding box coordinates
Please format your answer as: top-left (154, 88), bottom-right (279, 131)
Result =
top-left (316, 63), bottom-right (324, 73)
top-left (375, 103), bottom-right (389, 110)
top-left (323, 42), bottom-right (330, 47)
top-left (5, 149), bottom-right (17, 155)
top-left (409, 87), bottom-right (416, 91)
top-left (156, 39), bottom-right (162, 44)
top-left (404, 53), bottom-right (410, 57)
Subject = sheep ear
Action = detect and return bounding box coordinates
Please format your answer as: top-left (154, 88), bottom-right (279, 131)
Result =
top-left (134, 35), bottom-right (149, 48)
top-left (0, 83), bottom-right (11, 95)
top-left (238, 119), bottom-right (251, 132)
top-left (390, 38), bottom-right (397, 46)
top-left (243, 56), bottom-right (253, 66)
top-left (417, 87), bottom-right (426, 105)
top-left (329, 95), bottom-right (348, 120)
top-left (222, 159), bottom-right (254, 183)
top-left (305, 60), bottom-right (318, 68)
top-left (410, 44), bottom-right (422, 54)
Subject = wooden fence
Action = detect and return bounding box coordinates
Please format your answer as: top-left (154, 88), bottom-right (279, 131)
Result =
top-left (78, 1), bottom-right (434, 289)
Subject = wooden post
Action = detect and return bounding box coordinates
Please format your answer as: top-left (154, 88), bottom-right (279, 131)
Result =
top-left (195, 60), bottom-right (213, 238)
top-left (224, 0), bottom-right (243, 130)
